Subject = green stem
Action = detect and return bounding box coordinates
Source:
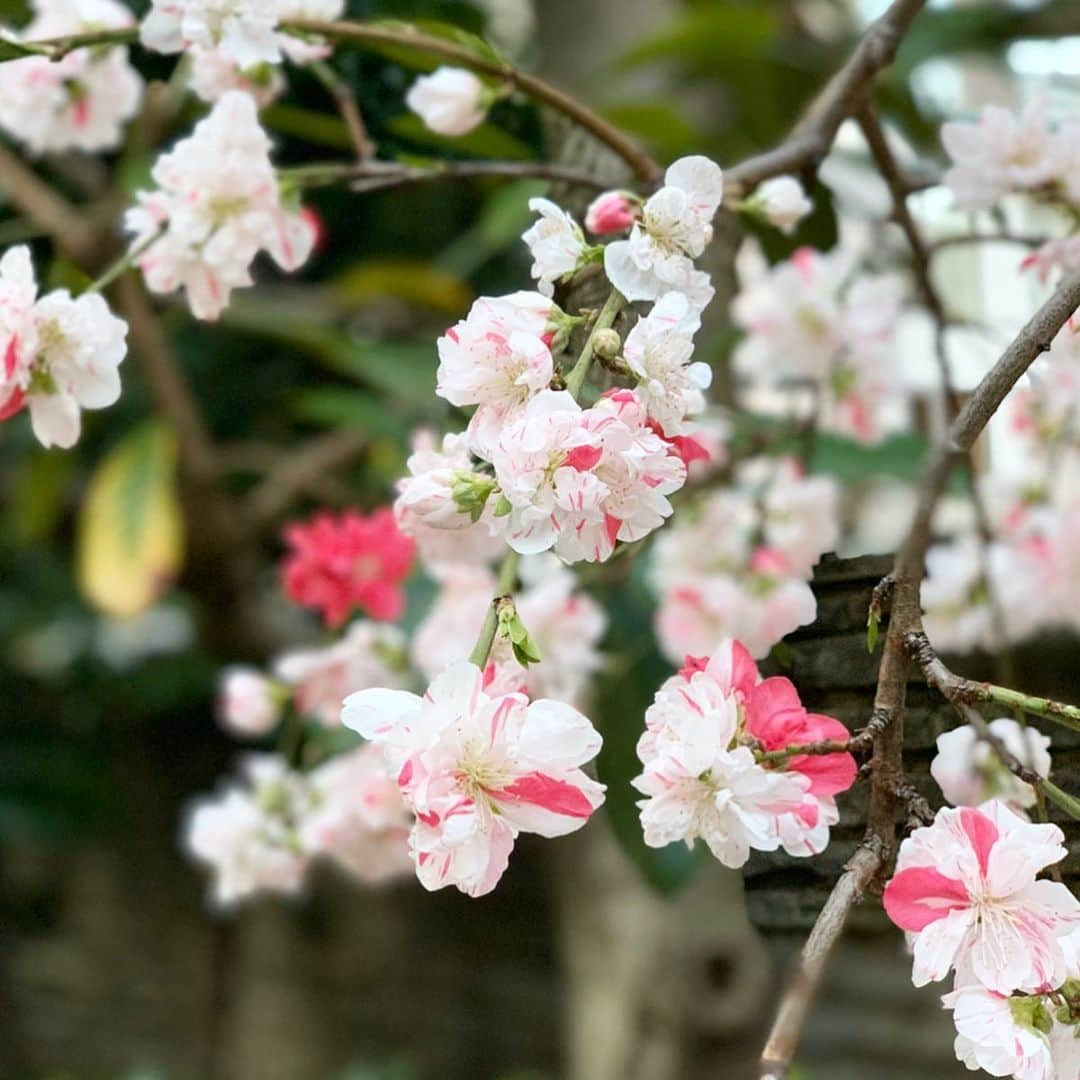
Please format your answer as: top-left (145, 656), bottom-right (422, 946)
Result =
top-left (565, 288), bottom-right (624, 399)
top-left (1039, 778), bottom-right (1080, 823)
top-left (981, 683), bottom-right (1080, 734)
top-left (756, 739), bottom-right (854, 764)
top-left (84, 227), bottom-right (162, 295)
top-left (0, 26), bottom-right (137, 61)
top-left (467, 549), bottom-right (520, 669)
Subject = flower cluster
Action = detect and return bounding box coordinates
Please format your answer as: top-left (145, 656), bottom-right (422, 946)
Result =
top-left (185, 747), bottom-right (412, 907)
top-left (633, 638), bottom-right (856, 867)
top-left (125, 91), bottom-right (316, 321)
top-left (281, 507), bottom-right (416, 628)
top-left (343, 660), bottom-right (605, 896)
top-left (0, 246), bottom-right (127, 448)
top-left (648, 456), bottom-right (839, 660)
top-left (0, 0), bottom-right (142, 155)
top-left (732, 245), bottom-right (907, 445)
top-left (883, 801), bottom-right (1080, 1079)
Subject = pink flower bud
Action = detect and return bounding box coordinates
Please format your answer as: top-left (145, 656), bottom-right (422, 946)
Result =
top-left (584, 190), bottom-right (636, 235)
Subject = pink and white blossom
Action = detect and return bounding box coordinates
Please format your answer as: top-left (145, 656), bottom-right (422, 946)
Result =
top-left (932, 719), bottom-right (1051, 812)
top-left (883, 801), bottom-right (1080, 994)
top-left (0, 0), bottom-right (142, 155)
top-left (0, 246), bottom-right (128, 449)
top-left (188, 47), bottom-right (285, 106)
top-left (405, 66), bottom-right (488, 136)
top-left (623, 291), bottom-right (712, 435)
top-left (141, 0), bottom-right (282, 67)
top-left (944, 985), bottom-right (1077, 1080)
top-left (436, 292), bottom-right (557, 454)
top-left (125, 91), bottom-right (316, 321)
top-left (184, 755), bottom-right (311, 907)
top-left (275, 620), bottom-right (408, 727)
top-left (942, 101), bottom-right (1056, 212)
top-left (342, 660), bottom-right (605, 897)
top-left (522, 198), bottom-right (590, 297)
top-left (301, 744), bottom-right (413, 885)
top-left (603, 155), bottom-right (723, 304)
top-left (218, 666), bottom-right (281, 737)
top-left (634, 640), bottom-right (854, 865)
top-left (733, 246), bottom-right (906, 445)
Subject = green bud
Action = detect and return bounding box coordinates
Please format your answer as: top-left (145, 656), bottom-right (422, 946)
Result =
top-left (450, 470), bottom-right (497, 523)
top-left (593, 328), bottom-right (622, 360)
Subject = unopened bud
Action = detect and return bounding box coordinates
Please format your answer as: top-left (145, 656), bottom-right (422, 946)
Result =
top-left (593, 328), bottom-right (621, 360)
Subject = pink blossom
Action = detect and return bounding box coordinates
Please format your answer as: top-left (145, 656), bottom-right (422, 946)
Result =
top-left (584, 190), bottom-right (637, 235)
top-left (281, 508), bottom-right (415, 628)
top-left (342, 660), bottom-right (605, 896)
top-left (217, 666), bottom-right (281, 737)
top-left (301, 744), bottom-right (413, 885)
top-left (274, 620), bottom-right (408, 726)
top-left (883, 801), bottom-right (1080, 994)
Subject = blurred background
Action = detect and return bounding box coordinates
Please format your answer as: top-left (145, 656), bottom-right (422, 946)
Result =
top-left (3, 0), bottom-right (1080, 1076)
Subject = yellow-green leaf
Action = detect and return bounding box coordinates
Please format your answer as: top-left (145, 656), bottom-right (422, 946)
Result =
top-left (77, 423), bottom-right (185, 619)
top-left (331, 257), bottom-right (473, 314)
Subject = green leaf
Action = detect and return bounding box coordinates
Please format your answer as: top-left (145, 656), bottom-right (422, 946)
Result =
top-left (364, 18), bottom-right (507, 73)
top-left (222, 299), bottom-right (437, 407)
top-left (331, 257), bottom-right (473, 315)
top-left (809, 431), bottom-right (931, 484)
top-left (866, 610), bottom-right (880, 655)
top-left (76, 423), bottom-right (185, 619)
top-left (600, 102), bottom-right (701, 161)
top-left (263, 103), bottom-right (354, 150)
top-left (290, 388), bottom-right (407, 440)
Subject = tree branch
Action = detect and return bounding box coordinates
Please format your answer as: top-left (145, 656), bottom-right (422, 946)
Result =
top-left (281, 158), bottom-right (611, 193)
top-left (759, 840), bottom-right (886, 1079)
top-left (727, 0), bottom-right (927, 195)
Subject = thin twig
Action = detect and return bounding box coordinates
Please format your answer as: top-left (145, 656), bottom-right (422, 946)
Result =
top-left (309, 59), bottom-right (376, 161)
top-left (280, 158), bottom-right (610, 193)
